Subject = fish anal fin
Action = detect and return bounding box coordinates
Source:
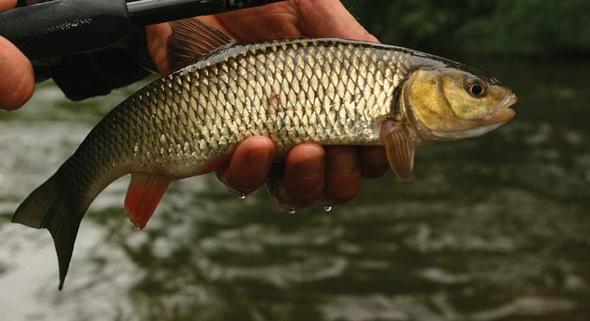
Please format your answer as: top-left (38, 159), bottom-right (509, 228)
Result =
top-left (168, 18), bottom-right (236, 71)
top-left (380, 120), bottom-right (416, 181)
top-left (124, 173), bottom-right (173, 229)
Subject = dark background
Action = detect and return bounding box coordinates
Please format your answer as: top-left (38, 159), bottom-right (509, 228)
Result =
top-left (344, 0), bottom-right (590, 57)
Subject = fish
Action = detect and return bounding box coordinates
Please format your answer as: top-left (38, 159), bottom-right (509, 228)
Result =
top-left (11, 19), bottom-right (517, 289)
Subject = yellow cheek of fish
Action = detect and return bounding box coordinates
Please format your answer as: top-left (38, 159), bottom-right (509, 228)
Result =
top-left (443, 78), bottom-right (509, 122)
top-left (442, 78), bottom-right (491, 120)
top-left (408, 69), bottom-right (513, 134)
top-left (408, 70), bottom-right (472, 133)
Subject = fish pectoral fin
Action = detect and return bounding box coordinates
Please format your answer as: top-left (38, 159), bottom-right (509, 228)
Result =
top-left (380, 121), bottom-right (416, 181)
top-left (124, 173), bottom-right (174, 229)
top-left (168, 18), bottom-right (237, 71)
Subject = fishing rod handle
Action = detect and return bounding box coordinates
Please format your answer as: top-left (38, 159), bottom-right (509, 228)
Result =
top-left (0, 0), bottom-right (131, 60)
top-left (127, 0), bottom-right (286, 25)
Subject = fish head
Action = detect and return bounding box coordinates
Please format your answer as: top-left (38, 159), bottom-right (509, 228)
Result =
top-left (403, 67), bottom-right (517, 141)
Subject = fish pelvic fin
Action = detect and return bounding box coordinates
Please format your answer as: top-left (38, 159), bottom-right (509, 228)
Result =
top-left (124, 173), bottom-right (173, 230)
top-left (12, 174), bottom-right (83, 290)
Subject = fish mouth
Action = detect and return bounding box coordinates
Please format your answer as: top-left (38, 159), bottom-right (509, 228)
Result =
top-left (482, 92), bottom-right (518, 125)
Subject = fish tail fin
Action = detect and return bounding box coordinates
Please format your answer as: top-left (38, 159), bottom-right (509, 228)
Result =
top-left (12, 174), bottom-right (83, 290)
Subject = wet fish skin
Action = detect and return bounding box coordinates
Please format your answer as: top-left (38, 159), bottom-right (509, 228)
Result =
top-left (122, 40), bottom-right (411, 171)
top-left (63, 39), bottom-right (414, 215)
top-left (13, 39), bottom-right (411, 288)
top-left (12, 38), bottom-right (515, 289)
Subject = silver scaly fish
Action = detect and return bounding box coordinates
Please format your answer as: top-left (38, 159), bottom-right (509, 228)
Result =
top-left (12, 19), bottom-right (517, 289)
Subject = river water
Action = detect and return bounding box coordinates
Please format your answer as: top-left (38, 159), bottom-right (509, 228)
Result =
top-left (0, 58), bottom-right (589, 321)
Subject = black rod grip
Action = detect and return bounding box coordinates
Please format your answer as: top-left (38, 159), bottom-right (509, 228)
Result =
top-left (0, 0), bottom-right (131, 59)
top-left (127, 0), bottom-right (285, 26)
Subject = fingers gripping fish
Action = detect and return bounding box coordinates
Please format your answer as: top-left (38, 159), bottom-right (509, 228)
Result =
top-left (12, 19), bottom-right (517, 289)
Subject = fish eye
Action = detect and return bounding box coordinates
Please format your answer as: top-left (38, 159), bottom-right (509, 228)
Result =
top-left (466, 80), bottom-right (487, 98)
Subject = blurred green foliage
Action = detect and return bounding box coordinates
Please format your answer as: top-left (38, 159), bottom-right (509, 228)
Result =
top-left (343, 0), bottom-right (590, 56)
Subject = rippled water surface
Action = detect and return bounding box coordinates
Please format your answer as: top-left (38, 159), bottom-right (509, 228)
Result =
top-left (0, 59), bottom-right (589, 321)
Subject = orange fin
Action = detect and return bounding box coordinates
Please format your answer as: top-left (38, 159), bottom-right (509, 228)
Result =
top-left (124, 173), bottom-right (173, 229)
top-left (168, 18), bottom-right (236, 71)
top-left (380, 120), bottom-right (416, 181)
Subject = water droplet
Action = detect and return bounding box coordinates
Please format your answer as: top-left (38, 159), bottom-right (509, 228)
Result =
top-left (288, 209), bottom-right (296, 215)
top-left (134, 226), bottom-right (142, 231)
top-left (323, 206), bottom-right (333, 213)
top-left (237, 194), bottom-right (247, 200)
top-left (160, 134), bottom-right (166, 143)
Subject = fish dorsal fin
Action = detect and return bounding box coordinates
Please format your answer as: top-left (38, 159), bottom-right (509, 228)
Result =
top-left (168, 18), bottom-right (236, 71)
top-left (380, 120), bottom-right (416, 180)
top-left (124, 173), bottom-right (174, 229)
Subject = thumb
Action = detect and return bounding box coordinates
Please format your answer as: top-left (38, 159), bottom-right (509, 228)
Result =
top-left (0, 36), bottom-right (34, 110)
top-left (294, 0), bottom-right (378, 42)
top-left (146, 23), bottom-right (173, 75)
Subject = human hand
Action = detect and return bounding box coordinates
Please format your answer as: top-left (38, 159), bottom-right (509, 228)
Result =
top-left (0, 0), bottom-right (35, 110)
top-left (146, 0), bottom-right (389, 210)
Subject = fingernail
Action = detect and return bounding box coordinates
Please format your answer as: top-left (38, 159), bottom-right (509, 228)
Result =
top-left (270, 185), bottom-right (295, 211)
top-left (225, 185), bottom-right (249, 198)
top-left (217, 168), bottom-right (253, 197)
top-left (329, 152), bottom-right (356, 176)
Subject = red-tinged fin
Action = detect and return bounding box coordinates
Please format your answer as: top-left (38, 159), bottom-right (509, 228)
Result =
top-left (12, 174), bottom-right (83, 290)
top-left (168, 18), bottom-right (236, 71)
top-left (380, 121), bottom-right (416, 181)
top-left (124, 173), bottom-right (173, 229)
